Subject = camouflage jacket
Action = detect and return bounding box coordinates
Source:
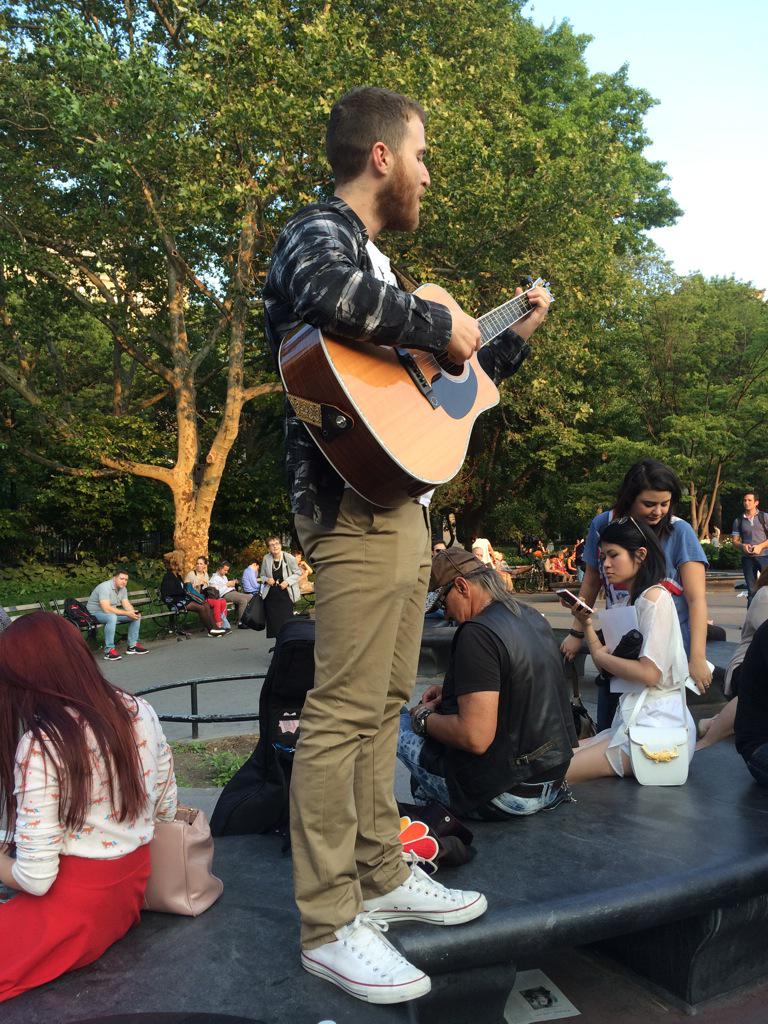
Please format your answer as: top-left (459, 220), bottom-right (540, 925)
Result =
top-left (263, 196), bottom-right (531, 528)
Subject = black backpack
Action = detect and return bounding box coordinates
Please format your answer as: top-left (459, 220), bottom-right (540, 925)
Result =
top-left (210, 618), bottom-right (315, 837)
top-left (63, 598), bottom-right (99, 641)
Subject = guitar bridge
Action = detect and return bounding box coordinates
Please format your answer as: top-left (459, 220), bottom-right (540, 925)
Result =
top-left (395, 349), bottom-right (439, 409)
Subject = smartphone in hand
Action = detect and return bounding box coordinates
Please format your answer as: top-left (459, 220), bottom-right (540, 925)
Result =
top-left (556, 589), bottom-right (594, 615)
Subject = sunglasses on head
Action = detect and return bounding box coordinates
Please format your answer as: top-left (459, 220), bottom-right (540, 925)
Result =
top-left (613, 515), bottom-right (647, 541)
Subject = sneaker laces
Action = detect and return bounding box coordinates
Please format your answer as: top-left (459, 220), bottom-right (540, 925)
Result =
top-left (405, 863), bottom-right (466, 904)
top-left (337, 912), bottom-right (411, 976)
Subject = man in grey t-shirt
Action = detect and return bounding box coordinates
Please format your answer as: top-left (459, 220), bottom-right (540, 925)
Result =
top-left (86, 569), bottom-right (148, 660)
top-left (732, 491), bottom-right (768, 604)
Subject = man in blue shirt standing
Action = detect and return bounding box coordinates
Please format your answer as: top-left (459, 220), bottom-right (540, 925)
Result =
top-left (732, 491), bottom-right (768, 605)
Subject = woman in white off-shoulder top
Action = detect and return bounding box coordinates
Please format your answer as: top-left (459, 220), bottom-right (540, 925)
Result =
top-left (564, 516), bottom-right (696, 783)
top-left (0, 612), bottom-right (177, 1003)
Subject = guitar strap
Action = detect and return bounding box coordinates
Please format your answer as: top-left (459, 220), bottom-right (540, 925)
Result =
top-left (391, 262), bottom-right (420, 293)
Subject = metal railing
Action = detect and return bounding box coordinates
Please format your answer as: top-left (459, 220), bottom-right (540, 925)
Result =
top-left (136, 673), bottom-right (265, 739)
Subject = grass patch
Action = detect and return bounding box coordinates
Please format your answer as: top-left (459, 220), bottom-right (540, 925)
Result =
top-left (171, 734), bottom-right (257, 788)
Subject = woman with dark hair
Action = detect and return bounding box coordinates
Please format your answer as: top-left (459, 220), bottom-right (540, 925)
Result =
top-left (565, 517), bottom-right (696, 783)
top-left (160, 550), bottom-right (226, 637)
top-left (561, 459), bottom-right (710, 729)
top-left (0, 612), bottom-right (177, 1002)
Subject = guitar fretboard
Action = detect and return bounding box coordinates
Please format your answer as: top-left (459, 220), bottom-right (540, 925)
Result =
top-left (478, 290), bottom-right (535, 345)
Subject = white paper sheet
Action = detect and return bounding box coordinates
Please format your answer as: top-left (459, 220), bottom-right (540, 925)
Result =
top-left (504, 969), bottom-right (580, 1023)
top-left (597, 606), bottom-right (643, 693)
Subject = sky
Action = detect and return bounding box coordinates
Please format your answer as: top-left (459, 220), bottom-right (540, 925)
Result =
top-left (523, 0), bottom-right (768, 292)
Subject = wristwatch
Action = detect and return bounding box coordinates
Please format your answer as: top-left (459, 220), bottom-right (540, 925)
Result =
top-left (412, 705), bottom-right (434, 737)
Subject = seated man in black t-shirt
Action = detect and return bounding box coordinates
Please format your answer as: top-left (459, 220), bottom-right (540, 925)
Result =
top-left (734, 619), bottom-right (768, 786)
top-left (398, 549), bottom-right (577, 819)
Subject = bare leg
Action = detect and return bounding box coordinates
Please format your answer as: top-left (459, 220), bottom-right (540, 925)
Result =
top-left (566, 735), bottom-right (620, 784)
top-left (696, 699), bottom-right (738, 750)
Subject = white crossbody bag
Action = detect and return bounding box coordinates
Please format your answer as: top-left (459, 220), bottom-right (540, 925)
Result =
top-left (626, 683), bottom-right (690, 786)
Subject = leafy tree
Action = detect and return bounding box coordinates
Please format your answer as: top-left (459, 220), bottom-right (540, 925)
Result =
top-left (547, 272), bottom-right (768, 542)
top-left (0, 1), bottom-right (680, 561)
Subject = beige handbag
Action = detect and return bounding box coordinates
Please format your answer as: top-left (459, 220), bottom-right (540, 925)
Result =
top-left (143, 756), bottom-right (224, 916)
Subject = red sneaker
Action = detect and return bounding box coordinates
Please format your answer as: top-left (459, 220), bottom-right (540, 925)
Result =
top-left (104, 648), bottom-right (122, 661)
top-left (125, 644), bottom-right (149, 655)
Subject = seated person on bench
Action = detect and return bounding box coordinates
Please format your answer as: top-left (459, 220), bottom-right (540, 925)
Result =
top-left (398, 549), bottom-right (576, 819)
top-left (160, 550), bottom-right (225, 637)
top-left (209, 562), bottom-right (250, 625)
top-left (735, 619), bottom-right (768, 787)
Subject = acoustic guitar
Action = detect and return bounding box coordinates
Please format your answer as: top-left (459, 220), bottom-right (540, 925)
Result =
top-left (278, 278), bottom-right (551, 508)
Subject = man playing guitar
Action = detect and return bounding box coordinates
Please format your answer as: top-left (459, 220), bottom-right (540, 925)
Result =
top-left (264, 86), bottom-right (551, 1005)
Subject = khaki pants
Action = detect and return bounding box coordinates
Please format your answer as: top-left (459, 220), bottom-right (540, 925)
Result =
top-left (292, 490), bottom-right (431, 948)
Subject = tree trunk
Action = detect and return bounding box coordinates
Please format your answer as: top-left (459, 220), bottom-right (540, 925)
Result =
top-left (700, 461), bottom-right (723, 540)
top-left (171, 475), bottom-right (219, 571)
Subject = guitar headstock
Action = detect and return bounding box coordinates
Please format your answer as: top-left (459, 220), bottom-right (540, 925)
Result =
top-left (524, 276), bottom-right (555, 304)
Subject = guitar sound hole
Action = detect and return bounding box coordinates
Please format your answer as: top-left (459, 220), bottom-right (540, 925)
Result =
top-left (436, 354), bottom-right (464, 378)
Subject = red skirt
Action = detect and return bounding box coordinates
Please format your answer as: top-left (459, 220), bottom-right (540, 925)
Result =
top-left (0, 844), bottom-right (151, 1003)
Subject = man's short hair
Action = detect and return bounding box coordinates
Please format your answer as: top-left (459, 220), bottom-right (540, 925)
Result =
top-left (326, 87), bottom-right (426, 186)
top-left (745, 491), bottom-right (758, 500)
top-left (216, 562), bottom-right (230, 572)
top-left (267, 535), bottom-right (281, 544)
top-left (113, 567), bottom-right (129, 578)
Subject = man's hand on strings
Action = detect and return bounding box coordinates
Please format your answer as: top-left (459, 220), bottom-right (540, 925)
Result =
top-left (514, 283), bottom-right (552, 341)
top-left (446, 307), bottom-right (482, 365)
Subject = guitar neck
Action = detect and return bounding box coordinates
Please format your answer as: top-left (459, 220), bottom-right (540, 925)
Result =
top-left (477, 282), bottom-right (541, 344)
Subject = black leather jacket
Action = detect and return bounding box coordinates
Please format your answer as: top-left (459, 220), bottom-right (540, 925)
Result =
top-left (439, 600), bottom-right (577, 814)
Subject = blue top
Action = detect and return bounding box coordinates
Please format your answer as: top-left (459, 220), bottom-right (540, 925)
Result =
top-left (241, 564), bottom-right (260, 594)
top-left (583, 511), bottom-right (708, 655)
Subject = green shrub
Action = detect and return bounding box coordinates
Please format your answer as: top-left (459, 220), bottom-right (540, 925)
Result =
top-left (0, 557), bottom-right (164, 606)
top-left (205, 750), bottom-right (249, 787)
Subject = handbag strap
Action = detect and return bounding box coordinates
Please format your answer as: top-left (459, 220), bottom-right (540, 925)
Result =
top-left (152, 750), bottom-right (176, 822)
top-left (626, 679), bottom-right (687, 731)
top-left (562, 655), bottom-right (582, 700)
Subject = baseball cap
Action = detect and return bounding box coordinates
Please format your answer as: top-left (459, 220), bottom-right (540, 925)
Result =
top-left (427, 548), bottom-right (493, 611)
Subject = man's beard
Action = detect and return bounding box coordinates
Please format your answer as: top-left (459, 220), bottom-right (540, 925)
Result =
top-left (375, 159), bottom-right (420, 232)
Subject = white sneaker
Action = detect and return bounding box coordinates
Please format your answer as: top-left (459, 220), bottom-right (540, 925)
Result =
top-left (362, 864), bottom-right (487, 925)
top-left (300, 912), bottom-right (430, 1004)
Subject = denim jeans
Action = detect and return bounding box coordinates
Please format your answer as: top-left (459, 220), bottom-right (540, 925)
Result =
top-left (742, 555), bottom-right (768, 605)
top-left (91, 610), bottom-right (141, 649)
top-left (397, 709), bottom-right (569, 818)
top-left (746, 742), bottom-right (768, 787)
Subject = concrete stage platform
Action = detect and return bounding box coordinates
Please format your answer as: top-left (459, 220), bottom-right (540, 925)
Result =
top-left (6, 742), bottom-right (768, 1024)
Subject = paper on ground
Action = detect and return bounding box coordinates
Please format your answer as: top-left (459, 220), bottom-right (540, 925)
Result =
top-left (504, 968), bottom-right (580, 1023)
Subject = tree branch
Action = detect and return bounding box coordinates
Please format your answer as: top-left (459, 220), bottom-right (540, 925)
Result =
top-left (242, 380), bottom-right (283, 402)
top-left (14, 445), bottom-right (121, 477)
top-left (100, 455), bottom-right (175, 485)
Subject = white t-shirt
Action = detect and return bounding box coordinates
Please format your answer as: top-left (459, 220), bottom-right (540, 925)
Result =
top-left (10, 695), bottom-right (176, 895)
top-left (365, 240), bottom-right (434, 509)
top-left (209, 572), bottom-right (234, 597)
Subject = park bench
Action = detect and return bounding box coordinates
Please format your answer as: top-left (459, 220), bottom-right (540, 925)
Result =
top-left (6, 742), bottom-right (767, 1022)
top-left (48, 589), bottom-right (174, 642)
top-left (5, 600), bottom-right (51, 620)
top-left (45, 588), bottom-right (244, 643)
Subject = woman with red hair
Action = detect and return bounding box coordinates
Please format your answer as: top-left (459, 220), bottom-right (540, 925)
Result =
top-left (0, 612), bottom-right (176, 1002)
